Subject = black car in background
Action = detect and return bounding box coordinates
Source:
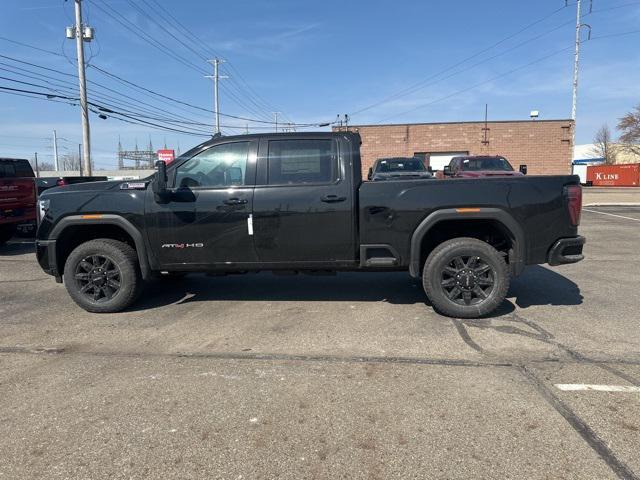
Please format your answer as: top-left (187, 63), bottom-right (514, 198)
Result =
top-left (36, 176), bottom-right (109, 195)
top-left (368, 157), bottom-right (433, 181)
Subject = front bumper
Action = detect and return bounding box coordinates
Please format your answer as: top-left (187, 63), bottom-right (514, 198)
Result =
top-left (547, 236), bottom-right (586, 266)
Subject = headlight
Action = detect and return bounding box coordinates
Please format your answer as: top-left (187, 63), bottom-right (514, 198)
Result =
top-left (38, 199), bottom-right (50, 222)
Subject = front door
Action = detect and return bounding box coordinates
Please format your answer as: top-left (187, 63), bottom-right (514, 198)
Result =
top-left (147, 140), bottom-right (258, 268)
top-left (252, 137), bottom-right (355, 265)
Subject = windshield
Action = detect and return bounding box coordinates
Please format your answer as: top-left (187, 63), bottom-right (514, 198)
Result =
top-left (377, 158), bottom-right (425, 172)
top-left (460, 157), bottom-right (513, 171)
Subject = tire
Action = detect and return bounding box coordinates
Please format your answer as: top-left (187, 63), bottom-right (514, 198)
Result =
top-left (422, 237), bottom-right (509, 319)
top-left (63, 239), bottom-right (142, 313)
top-left (0, 225), bottom-right (16, 246)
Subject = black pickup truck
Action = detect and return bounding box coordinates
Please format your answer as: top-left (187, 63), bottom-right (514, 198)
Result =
top-left (36, 132), bottom-right (585, 318)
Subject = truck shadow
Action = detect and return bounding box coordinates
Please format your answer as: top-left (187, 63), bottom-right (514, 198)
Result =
top-left (508, 265), bottom-right (583, 308)
top-left (132, 265), bottom-right (582, 314)
top-left (0, 240), bottom-right (35, 256)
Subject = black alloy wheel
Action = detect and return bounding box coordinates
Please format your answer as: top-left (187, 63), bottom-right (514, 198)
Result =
top-left (74, 254), bottom-right (122, 302)
top-left (440, 255), bottom-right (495, 306)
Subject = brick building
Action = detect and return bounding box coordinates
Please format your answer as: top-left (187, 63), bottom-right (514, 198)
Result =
top-left (336, 119), bottom-right (574, 177)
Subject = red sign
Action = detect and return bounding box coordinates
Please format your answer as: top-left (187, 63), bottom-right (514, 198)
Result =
top-left (157, 149), bottom-right (176, 165)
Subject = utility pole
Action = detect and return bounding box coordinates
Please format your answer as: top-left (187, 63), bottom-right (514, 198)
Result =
top-left (273, 112), bottom-right (281, 133)
top-left (78, 143), bottom-right (83, 176)
top-left (53, 129), bottom-right (59, 171)
top-left (570, 0), bottom-right (592, 148)
top-left (66, 0), bottom-right (94, 176)
top-left (34, 152), bottom-right (39, 178)
top-left (571, 0), bottom-right (582, 124)
top-left (206, 58), bottom-right (228, 135)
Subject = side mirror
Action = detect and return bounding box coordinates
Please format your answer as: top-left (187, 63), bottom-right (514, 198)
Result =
top-left (367, 167), bottom-right (373, 180)
top-left (519, 164), bottom-right (528, 175)
top-left (152, 160), bottom-right (169, 202)
top-left (443, 165), bottom-right (452, 176)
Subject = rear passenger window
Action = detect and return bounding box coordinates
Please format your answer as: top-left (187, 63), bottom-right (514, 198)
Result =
top-left (267, 139), bottom-right (337, 185)
top-left (0, 163), bottom-right (17, 178)
top-left (15, 161), bottom-right (34, 178)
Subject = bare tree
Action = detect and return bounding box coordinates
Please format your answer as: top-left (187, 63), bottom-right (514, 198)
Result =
top-left (617, 104), bottom-right (640, 155)
top-left (30, 159), bottom-right (55, 172)
top-left (591, 124), bottom-right (617, 165)
top-left (61, 153), bottom-right (81, 171)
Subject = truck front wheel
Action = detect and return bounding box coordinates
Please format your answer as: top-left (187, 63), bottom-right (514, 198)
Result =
top-left (422, 237), bottom-right (509, 319)
top-left (63, 239), bottom-right (142, 313)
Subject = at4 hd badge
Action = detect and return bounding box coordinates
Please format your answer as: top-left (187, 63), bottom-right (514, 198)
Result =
top-left (161, 243), bottom-right (204, 249)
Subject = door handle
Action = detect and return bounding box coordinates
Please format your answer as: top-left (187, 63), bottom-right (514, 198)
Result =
top-left (223, 197), bottom-right (248, 205)
top-left (321, 194), bottom-right (346, 203)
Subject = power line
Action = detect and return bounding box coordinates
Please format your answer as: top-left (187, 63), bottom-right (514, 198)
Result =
top-left (587, 0), bottom-right (640, 14)
top-left (0, 46), bottom-right (327, 128)
top-left (86, 0), bottom-right (209, 76)
top-left (590, 28), bottom-right (640, 40)
top-left (140, 0), bottom-right (290, 120)
top-left (87, 64), bottom-right (329, 126)
top-left (0, 56), bottom-right (216, 130)
top-left (373, 45), bottom-right (574, 124)
top-left (122, 0), bottom-right (209, 62)
top-left (349, 4), bottom-right (571, 117)
top-left (0, 36), bottom-right (63, 56)
top-left (0, 36), bottom-right (318, 127)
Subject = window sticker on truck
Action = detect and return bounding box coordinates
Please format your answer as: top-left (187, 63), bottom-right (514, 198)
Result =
top-left (247, 214), bottom-right (253, 236)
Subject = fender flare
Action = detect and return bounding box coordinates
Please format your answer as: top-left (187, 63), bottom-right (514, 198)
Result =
top-left (49, 214), bottom-right (152, 280)
top-left (409, 208), bottom-right (525, 278)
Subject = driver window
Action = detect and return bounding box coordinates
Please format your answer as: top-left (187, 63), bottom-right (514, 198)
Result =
top-left (175, 142), bottom-right (249, 188)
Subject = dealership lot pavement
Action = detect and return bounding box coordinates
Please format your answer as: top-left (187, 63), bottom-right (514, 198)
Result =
top-left (583, 186), bottom-right (640, 206)
top-left (1, 206), bottom-right (639, 479)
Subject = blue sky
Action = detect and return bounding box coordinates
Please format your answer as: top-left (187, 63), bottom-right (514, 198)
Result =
top-left (1, 0), bottom-right (639, 169)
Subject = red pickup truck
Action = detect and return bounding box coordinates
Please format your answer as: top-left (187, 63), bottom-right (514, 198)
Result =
top-left (441, 155), bottom-right (527, 178)
top-left (0, 158), bottom-right (37, 246)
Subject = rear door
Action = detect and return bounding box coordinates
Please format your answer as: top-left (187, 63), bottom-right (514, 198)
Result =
top-left (252, 137), bottom-right (355, 265)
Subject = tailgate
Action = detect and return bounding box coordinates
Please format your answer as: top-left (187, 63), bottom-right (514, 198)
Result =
top-left (0, 178), bottom-right (36, 210)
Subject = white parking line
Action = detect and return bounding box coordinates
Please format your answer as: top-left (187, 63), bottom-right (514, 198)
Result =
top-left (582, 209), bottom-right (640, 222)
top-left (555, 384), bottom-right (640, 393)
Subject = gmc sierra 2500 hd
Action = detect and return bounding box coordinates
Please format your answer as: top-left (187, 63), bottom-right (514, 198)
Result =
top-left (36, 132), bottom-right (585, 318)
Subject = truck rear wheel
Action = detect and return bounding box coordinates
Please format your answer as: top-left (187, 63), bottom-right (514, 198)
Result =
top-left (422, 237), bottom-right (509, 319)
top-left (0, 225), bottom-right (16, 246)
top-left (63, 239), bottom-right (142, 313)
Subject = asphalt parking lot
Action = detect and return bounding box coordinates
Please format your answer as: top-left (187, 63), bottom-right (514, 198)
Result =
top-left (1, 205), bottom-right (639, 479)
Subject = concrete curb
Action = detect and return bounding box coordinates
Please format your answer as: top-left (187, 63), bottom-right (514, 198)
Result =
top-left (583, 203), bottom-right (640, 207)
